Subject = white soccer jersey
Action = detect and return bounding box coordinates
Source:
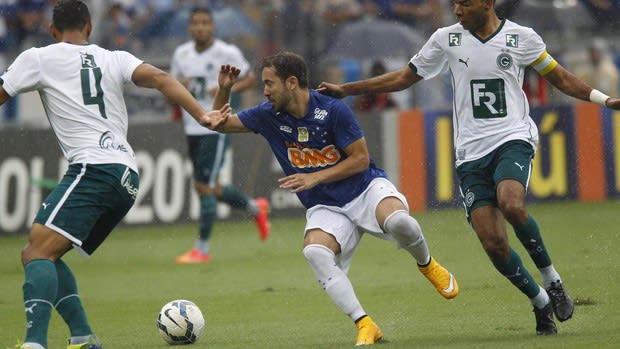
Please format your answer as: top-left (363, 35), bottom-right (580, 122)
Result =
top-left (170, 38), bottom-right (251, 135)
top-left (1, 42), bottom-right (143, 172)
top-left (410, 19), bottom-right (556, 167)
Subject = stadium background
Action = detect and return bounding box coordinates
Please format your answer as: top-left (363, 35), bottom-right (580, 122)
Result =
top-left (1, 0), bottom-right (619, 235)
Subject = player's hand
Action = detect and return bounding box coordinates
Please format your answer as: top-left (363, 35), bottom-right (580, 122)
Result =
top-left (201, 103), bottom-right (232, 130)
top-left (606, 97), bottom-right (620, 110)
top-left (218, 64), bottom-right (241, 90)
top-left (278, 172), bottom-right (321, 193)
top-left (316, 82), bottom-right (346, 99)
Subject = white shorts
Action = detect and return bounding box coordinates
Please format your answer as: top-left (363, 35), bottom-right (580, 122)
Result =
top-left (304, 178), bottom-right (409, 273)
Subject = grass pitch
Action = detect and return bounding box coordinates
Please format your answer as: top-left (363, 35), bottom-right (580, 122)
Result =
top-left (1, 200), bottom-right (619, 348)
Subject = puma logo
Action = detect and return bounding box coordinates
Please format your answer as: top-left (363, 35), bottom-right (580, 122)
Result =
top-left (459, 57), bottom-right (469, 67)
top-left (514, 162), bottom-right (525, 171)
top-left (25, 303), bottom-right (37, 314)
top-left (42, 202), bottom-right (50, 209)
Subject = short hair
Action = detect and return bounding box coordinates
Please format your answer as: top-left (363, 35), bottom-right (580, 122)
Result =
top-left (190, 6), bottom-right (212, 20)
top-left (260, 51), bottom-right (309, 89)
top-left (53, 0), bottom-right (90, 32)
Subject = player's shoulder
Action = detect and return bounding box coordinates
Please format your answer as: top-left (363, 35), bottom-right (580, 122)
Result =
top-left (501, 19), bottom-right (539, 37)
top-left (212, 39), bottom-right (243, 54)
top-left (172, 41), bottom-right (195, 56)
top-left (311, 90), bottom-right (352, 118)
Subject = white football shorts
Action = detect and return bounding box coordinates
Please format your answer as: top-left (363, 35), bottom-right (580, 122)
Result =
top-left (304, 178), bottom-right (409, 273)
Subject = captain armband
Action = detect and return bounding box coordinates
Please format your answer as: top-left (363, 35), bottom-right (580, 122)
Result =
top-left (530, 51), bottom-right (558, 76)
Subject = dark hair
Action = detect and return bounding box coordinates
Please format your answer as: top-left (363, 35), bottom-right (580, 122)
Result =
top-left (190, 6), bottom-right (212, 20)
top-left (53, 0), bottom-right (90, 32)
top-left (260, 51), bottom-right (309, 88)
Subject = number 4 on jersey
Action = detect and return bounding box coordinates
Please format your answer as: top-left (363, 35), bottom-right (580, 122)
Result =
top-left (80, 53), bottom-right (107, 119)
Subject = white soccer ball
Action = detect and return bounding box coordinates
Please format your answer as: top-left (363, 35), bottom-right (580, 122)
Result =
top-left (157, 299), bottom-right (205, 345)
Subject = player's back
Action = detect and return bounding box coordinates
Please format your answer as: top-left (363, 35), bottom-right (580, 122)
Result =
top-left (2, 42), bottom-right (143, 171)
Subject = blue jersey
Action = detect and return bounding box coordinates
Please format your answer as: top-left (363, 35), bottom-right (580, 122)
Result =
top-left (238, 90), bottom-right (387, 208)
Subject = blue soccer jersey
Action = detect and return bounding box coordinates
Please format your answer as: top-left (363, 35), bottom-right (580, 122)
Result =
top-left (238, 90), bottom-right (387, 208)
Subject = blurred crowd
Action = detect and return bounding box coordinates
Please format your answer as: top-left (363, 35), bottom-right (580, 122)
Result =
top-left (0, 0), bottom-right (619, 127)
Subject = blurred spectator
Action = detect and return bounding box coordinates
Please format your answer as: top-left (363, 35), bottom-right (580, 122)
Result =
top-left (392, 0), bottom-right (443, 34)
top-left (574, 38), bottom-right (619, 97)
top-left (352, 60), bottom-right (399, 112)
top-left (98, 3), bottom-right (131, 50)
top-left (316, 0), bottom-right (363, 52)
top-left (359, 0), bottom-right (393, 19)
top-left (15, 0), bottom-right (51, 51)
top-left (579, 0), bottom-right (620, 32)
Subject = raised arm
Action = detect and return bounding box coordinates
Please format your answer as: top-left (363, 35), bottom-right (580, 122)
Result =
top-left (318, 66), bottom-right (423, 98)
top-left (210, 64), bottom-right (251, 133)
top-left (543, 64), bottom-right (620, 110)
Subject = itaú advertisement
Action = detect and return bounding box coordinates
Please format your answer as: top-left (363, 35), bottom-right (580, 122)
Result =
top-left (397, 103), bottom-right (620, 212)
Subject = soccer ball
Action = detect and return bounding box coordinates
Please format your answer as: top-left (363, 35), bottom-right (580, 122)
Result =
top-left (157, 299), bottom-right (205, 345)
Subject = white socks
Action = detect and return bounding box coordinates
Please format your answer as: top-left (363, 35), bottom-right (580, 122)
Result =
top-left (530, 285), bottom-right (551, 309)
top-left (383, 210), bottom-right (430, 265)
top-left (540, 265), bottom-right (561, 288)
top-left (303, 244), bottom-right (366, 321)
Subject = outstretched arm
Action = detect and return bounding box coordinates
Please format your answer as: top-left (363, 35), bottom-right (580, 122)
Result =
top-left (131, 63), bottom-right (210, 125)
top-left (543, 64), bottom-right (620, 109)
top-left (317, 66), bottom-right (423, 98)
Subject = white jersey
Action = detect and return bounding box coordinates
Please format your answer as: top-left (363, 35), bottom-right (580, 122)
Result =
top-left (410, 19), bottom-right (556, 167)
top-left (170, 38), bottom-right (251, 135)
top-left (1, 42), bottom-right (143, 172)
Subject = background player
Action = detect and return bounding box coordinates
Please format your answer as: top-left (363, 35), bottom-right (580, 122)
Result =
top-left (0, 1), bottom-right (212, 348)
top-left (170, 7), bottom-right (269, 264)
top-left (205, 53), bottom-right (458, 346)
top-left (318, 0), bottom-right (620, 336)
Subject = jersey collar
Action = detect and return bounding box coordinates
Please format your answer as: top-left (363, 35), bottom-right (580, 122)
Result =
top-left (470, 18), bottom-right (506, 44)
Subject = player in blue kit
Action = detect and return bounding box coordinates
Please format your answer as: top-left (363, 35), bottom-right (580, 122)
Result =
top-left (204, 51), bottom-right (458, 346)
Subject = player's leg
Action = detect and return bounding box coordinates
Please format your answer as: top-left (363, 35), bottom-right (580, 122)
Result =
top-left (458, 153), bottom-right (555, 335)
top-left (470, 205), bottom-right (556, 335)
top-left (45, 164), bottom-right (136, 348)
top-left (177, 135), bottom-right (218, 263)
top-left (58, 165), bottom-right (137, 349)
top-left (55, 259), bottom-right (101, 349)
top-left (351, 178), bottom-right (457, 299)
top-left (19, 164), bottom-right (90, 348)
top-left (495, 141), bottom-right (573, 321)
top-left (303, 209), bottom-right (382, 345)
top-left (212, 134), bottom-right (270, 240)
top-left (20, 224), bottom-right (72, 349)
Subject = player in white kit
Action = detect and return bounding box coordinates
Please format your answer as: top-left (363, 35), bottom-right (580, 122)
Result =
top-left (0, 1), bottom-right (211, 348)
top-left (170, 7), bottom-right (270, 264)
top-left (319, 0), bottom-right (620, 336)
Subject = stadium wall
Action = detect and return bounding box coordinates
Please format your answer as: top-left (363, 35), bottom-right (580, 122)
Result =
top-left (0, 104), bottom-right (617, 235)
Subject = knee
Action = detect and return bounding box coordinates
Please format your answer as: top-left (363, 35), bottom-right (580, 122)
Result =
top-left (499, 199), bottom-right (527, 224)
top-left (303, 244), bottom-right (335, 266)
top-left (21, 243), bottom-right (53, 265)
top-left (383, 210), bottom-right (423, 245)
